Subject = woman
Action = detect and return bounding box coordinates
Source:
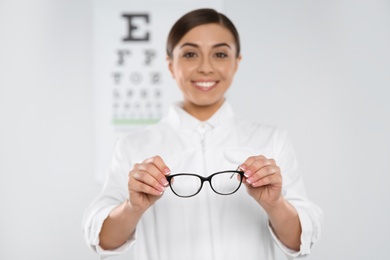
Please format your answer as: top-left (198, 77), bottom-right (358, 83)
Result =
top-left (83, 8), bottom-right (323, 259)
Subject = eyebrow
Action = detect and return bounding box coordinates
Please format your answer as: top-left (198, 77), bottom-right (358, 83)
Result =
top-left (179, 42), bottom-right (232, 49)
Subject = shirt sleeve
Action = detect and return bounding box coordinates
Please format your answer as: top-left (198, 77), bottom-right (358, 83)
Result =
top-left (270, 129), bottom-right (324, 257)
top-left (82, 136), bottom-right (137, 256)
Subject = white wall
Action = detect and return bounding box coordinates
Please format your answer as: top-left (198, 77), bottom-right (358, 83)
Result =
top-left (0, 1), bottom-right (389, 259)
top-left (228, 1), bottom-right (390, 259)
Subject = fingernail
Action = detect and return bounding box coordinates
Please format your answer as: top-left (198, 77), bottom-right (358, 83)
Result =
top-left (161, 178), bottom-right (169, 186)
top-left (164, 168), bottom-right (171, 175)
top-left (158, 184), bottom-right (166, 192)
top-left (244, 170), bottom-right (252, 178)
top-left (246, 177), bottom-right (253, 184)
top-left (239, 165), bottom-right (247, 171)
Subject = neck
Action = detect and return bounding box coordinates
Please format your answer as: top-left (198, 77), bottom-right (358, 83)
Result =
top-left (183, 100), bottom-right (224, 121)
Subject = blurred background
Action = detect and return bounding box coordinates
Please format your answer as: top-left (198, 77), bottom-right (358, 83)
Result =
top-left (0, 0), bottom-right (389, 259)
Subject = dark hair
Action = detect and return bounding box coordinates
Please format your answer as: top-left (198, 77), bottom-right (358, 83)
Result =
top-left (166, 8), bottom-right (241, 58)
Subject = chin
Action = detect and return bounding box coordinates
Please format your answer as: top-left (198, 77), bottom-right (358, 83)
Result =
top-left (193, 99), bottom-right (224, 108)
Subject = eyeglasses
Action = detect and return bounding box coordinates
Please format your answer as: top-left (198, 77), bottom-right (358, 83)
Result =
top-left (166, 170), bottom-right (244, 198)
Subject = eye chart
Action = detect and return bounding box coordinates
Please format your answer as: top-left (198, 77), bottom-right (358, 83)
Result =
top-left (93, 0), bottom-right (224, 183)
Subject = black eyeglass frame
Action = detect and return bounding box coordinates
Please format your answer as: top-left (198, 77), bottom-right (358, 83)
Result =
top-left (166, 170), bottom-right (245, 198)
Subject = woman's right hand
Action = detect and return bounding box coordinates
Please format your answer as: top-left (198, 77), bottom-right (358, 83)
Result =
top-left (128, 156), bottom-right (171, 212)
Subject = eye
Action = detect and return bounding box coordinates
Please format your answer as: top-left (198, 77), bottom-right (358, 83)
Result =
top-left (215, 52), bottom-right (228, 58)
top-left (183, 52), bottom-right (197, 58)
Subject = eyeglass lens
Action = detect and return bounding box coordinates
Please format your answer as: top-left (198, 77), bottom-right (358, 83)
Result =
top-left (169, 174), bottom-right (202, 197)
top-left (210, 171), bottom-right (241, 195)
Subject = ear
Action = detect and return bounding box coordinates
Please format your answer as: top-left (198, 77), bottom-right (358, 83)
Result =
top-left (166, 56), bottom-right (175, 78)
top-left (234, 54), bottom-right (242, 73)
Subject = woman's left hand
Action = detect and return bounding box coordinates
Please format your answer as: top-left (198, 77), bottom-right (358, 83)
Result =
top-left (239, 155), bottom-right (283, 208)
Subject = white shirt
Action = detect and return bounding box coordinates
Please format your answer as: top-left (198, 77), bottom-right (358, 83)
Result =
top-left (83, 101), bottom-right (323, 260)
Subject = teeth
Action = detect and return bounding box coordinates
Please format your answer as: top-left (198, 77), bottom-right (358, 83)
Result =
top-left (195, 81), bottom-right (216, 88)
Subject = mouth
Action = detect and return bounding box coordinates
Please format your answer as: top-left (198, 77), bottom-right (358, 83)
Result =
top-left (193, 81), bottom-right (218, 91)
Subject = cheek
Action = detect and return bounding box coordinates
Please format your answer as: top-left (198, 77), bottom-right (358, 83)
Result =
top-left (219, 66), bottom-right (237, 80)
top-left (172, 63), bottom-right (195, 80)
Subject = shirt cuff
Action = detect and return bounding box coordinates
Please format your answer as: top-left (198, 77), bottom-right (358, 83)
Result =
top-left (268, 205), bottom-right (313, 258)
top-left (268, 222), bottom-right (301, 258)
top-left (95, 231), bottom-right (136, 256)
top-left (87, 205), bottom-right (137, 256)
top-left (295, 205), bottom-right (314, 255)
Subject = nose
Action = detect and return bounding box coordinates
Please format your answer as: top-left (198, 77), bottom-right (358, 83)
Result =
top-left (197, 56), bottom-right (214, 74)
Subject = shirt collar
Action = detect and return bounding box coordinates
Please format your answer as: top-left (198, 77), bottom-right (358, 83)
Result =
top-left (164, 100), bottom-right (236, 131)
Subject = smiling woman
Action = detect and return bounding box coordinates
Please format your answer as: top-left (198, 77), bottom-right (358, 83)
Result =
top-left (83, 8), bottom-right (323, 260)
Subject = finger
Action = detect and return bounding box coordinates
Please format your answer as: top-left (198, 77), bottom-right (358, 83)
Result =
top-left (130, 178), bottom-right (164, 196)
top-left (132, 168), bottom-right (166, 190)
top-left (137, 163), bottom-right (170, 187)
top-left (139, 156), bottom-right (170, 186)
top-left (239, 155), bottom-right (266, 169)
top-left (238, 155), bottom-right (265, 172)
top-left (239, 155), bottom-right (269, 178)
top-left (250, 173), bottom-right (282, 188)
top-left (131, 170), bottom-right (167, 193)
top-left (245, 165), bottom-right (279, 185)
top-left (143, 156), bottom-right (171, 175)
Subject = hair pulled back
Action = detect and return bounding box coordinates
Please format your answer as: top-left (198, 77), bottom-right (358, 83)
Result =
top-left (166, 8), bottom-right (241, 58)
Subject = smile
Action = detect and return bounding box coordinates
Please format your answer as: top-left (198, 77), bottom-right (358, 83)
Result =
top-left (193, 81), bottom-right (217, 90)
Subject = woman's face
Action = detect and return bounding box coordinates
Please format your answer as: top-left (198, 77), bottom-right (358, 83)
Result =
top-left (168, 23), bottom-right (241, 120)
